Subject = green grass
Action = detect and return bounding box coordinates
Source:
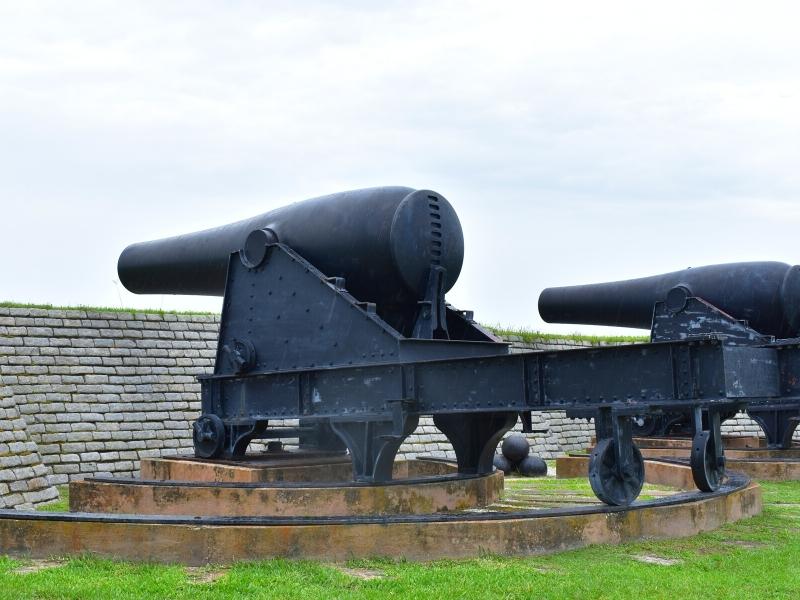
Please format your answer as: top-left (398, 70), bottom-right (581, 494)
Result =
top-left (502, 475), bottom-right (674, 502)
top-left (487, 325), bottom-right (649, 344)
top-left (9, 479), bottom-right (798, 599)
top-left (0, 301), bottom-right (218, 317)
top-left (35, 486), bottom-right (69, 513)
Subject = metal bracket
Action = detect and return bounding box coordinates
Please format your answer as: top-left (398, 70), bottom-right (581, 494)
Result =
top-left (412, 266), bottom-right (450, 340)
top-left (433, 411), bottom-right (517, 475)
top-left (330, 415), bottom-right (419, 482)
top-left (652, 291), bottom-right (771, 344)
top-left (747, 405), bottom-right (800, 449)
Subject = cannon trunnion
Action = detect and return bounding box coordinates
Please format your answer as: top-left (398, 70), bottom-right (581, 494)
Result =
top-left (120, 187), bottom-right (793, 506)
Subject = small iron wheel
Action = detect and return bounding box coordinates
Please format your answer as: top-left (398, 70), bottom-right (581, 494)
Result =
top-left (193, 414), bottom-right (226, 459)
top-left (588, 438), bottom-right (645, 506)
top-left (631, 414), bottom-right (658, 437)
top-left (691, 430), bottom-right (725, 492)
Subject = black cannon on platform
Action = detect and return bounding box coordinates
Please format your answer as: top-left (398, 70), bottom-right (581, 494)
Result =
top-left (120, 186), bottom-right (788, 506)
top-left (120, 187), bottom-right (509, 477)
top-left (539, 262), bottom-right (800, 450)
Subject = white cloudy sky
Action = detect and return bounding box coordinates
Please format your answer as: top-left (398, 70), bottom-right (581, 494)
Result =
top-left (1, 1), bottom-right (799, 335)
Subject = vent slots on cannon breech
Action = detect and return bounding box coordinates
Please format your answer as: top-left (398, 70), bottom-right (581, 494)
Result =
top-left (118, 187), bottom-right (799, 506)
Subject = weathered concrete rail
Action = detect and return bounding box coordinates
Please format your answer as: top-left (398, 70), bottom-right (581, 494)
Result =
top-left (0, 458), bottom-right (761, 564)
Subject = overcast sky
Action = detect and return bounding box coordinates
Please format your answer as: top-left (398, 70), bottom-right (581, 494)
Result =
top-left (1, 1), bottom-right (799, 335)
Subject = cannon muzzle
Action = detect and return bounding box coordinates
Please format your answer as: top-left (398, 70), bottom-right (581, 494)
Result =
top-left (538, 261), bottom-right (800, 338)
top-left (118, 186), bottom-right (464, 308)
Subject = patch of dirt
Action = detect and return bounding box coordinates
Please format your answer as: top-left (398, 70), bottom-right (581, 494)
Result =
top-left (12, 559), bottom-right (66, 574)
top-left (185, 567), bottom-right (227, 584)
top-left (337, 567), bottom-right (386, 580)
top-left (527, 565), bottom-right (555, 574)
top-left (631, 554), bottom-right (682, 566)
top-left (722, 540), bottom-right (768, 550)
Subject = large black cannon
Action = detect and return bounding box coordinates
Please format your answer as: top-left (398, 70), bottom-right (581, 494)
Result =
top-left (539, 262), bottom-right (800, 338)
top-left (120, 187), bottom-right (788, 506)
top-left (540, 262), bottom-right (800, 449)
top-left (120, 186), bottom-right (506, 473)
top-left (120, 186), bottom-right (464, 335)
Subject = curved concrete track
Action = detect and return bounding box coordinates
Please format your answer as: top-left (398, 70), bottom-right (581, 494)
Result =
top-left (0, 458), bottom-right (761, 565)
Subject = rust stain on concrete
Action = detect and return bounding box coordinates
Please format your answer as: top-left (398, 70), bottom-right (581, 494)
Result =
top-left (0, 481), bottom-right (761, 565)
top-left (70, 471), bottom-right (504, 517)
top-left (2, 455), bottom-right (763, 565)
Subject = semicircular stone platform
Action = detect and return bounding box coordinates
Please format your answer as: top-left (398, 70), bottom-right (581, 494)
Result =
top-left (70, 457), bottom-right (503, 517)
top-left (0, 454), bottom-right (762, 565)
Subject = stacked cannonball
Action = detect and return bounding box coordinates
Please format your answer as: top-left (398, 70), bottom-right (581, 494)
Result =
top-left (493, 434), bottom-right (548, 477)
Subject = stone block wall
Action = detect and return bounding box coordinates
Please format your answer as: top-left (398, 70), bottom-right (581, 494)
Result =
top-left (0, 384), bottom-right (58, 509)
top-left (722, 414), bottom-right (764, 437)
top-left (0, 307), bottom-right (214, 486)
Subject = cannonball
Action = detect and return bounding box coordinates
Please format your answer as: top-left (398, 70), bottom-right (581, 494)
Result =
top-left (517, 455), bottom-right (548, 477)
top-left (501, 434), bottom-right (530, 464)
top-left (493, 453), bottom-right (513, 475)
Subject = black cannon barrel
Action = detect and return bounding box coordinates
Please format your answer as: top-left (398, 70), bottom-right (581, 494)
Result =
top-left (538, 261), bottom-right (800, 338)
top-left (118, 186), bottom-right (464, 308)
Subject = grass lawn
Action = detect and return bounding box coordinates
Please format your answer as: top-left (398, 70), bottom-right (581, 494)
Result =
top-left (1, 480), bottom-right (798, 599)
top-left (1, 301), bottom-right (652, 344)
top-left (0, 301), bottom-right (218, 317)
top-left (487, 326), bottom-right (649, 344)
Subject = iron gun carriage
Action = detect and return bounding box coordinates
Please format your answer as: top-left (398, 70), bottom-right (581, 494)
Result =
top-left (539, 262), bottom-right (800, 450)
top-left (119, 187), bottom-right (780, 506)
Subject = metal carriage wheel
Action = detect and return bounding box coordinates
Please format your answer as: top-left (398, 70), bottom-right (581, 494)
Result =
top-left (588, 438), bottom-right (645, 506)
top-left (690, 430), bottom-right (725, 492)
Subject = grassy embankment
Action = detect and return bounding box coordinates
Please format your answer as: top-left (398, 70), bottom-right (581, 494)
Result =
top-left (2, 301), bottom-right (648, 343)
top-left (0, 301), bottom-right (217, 317)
